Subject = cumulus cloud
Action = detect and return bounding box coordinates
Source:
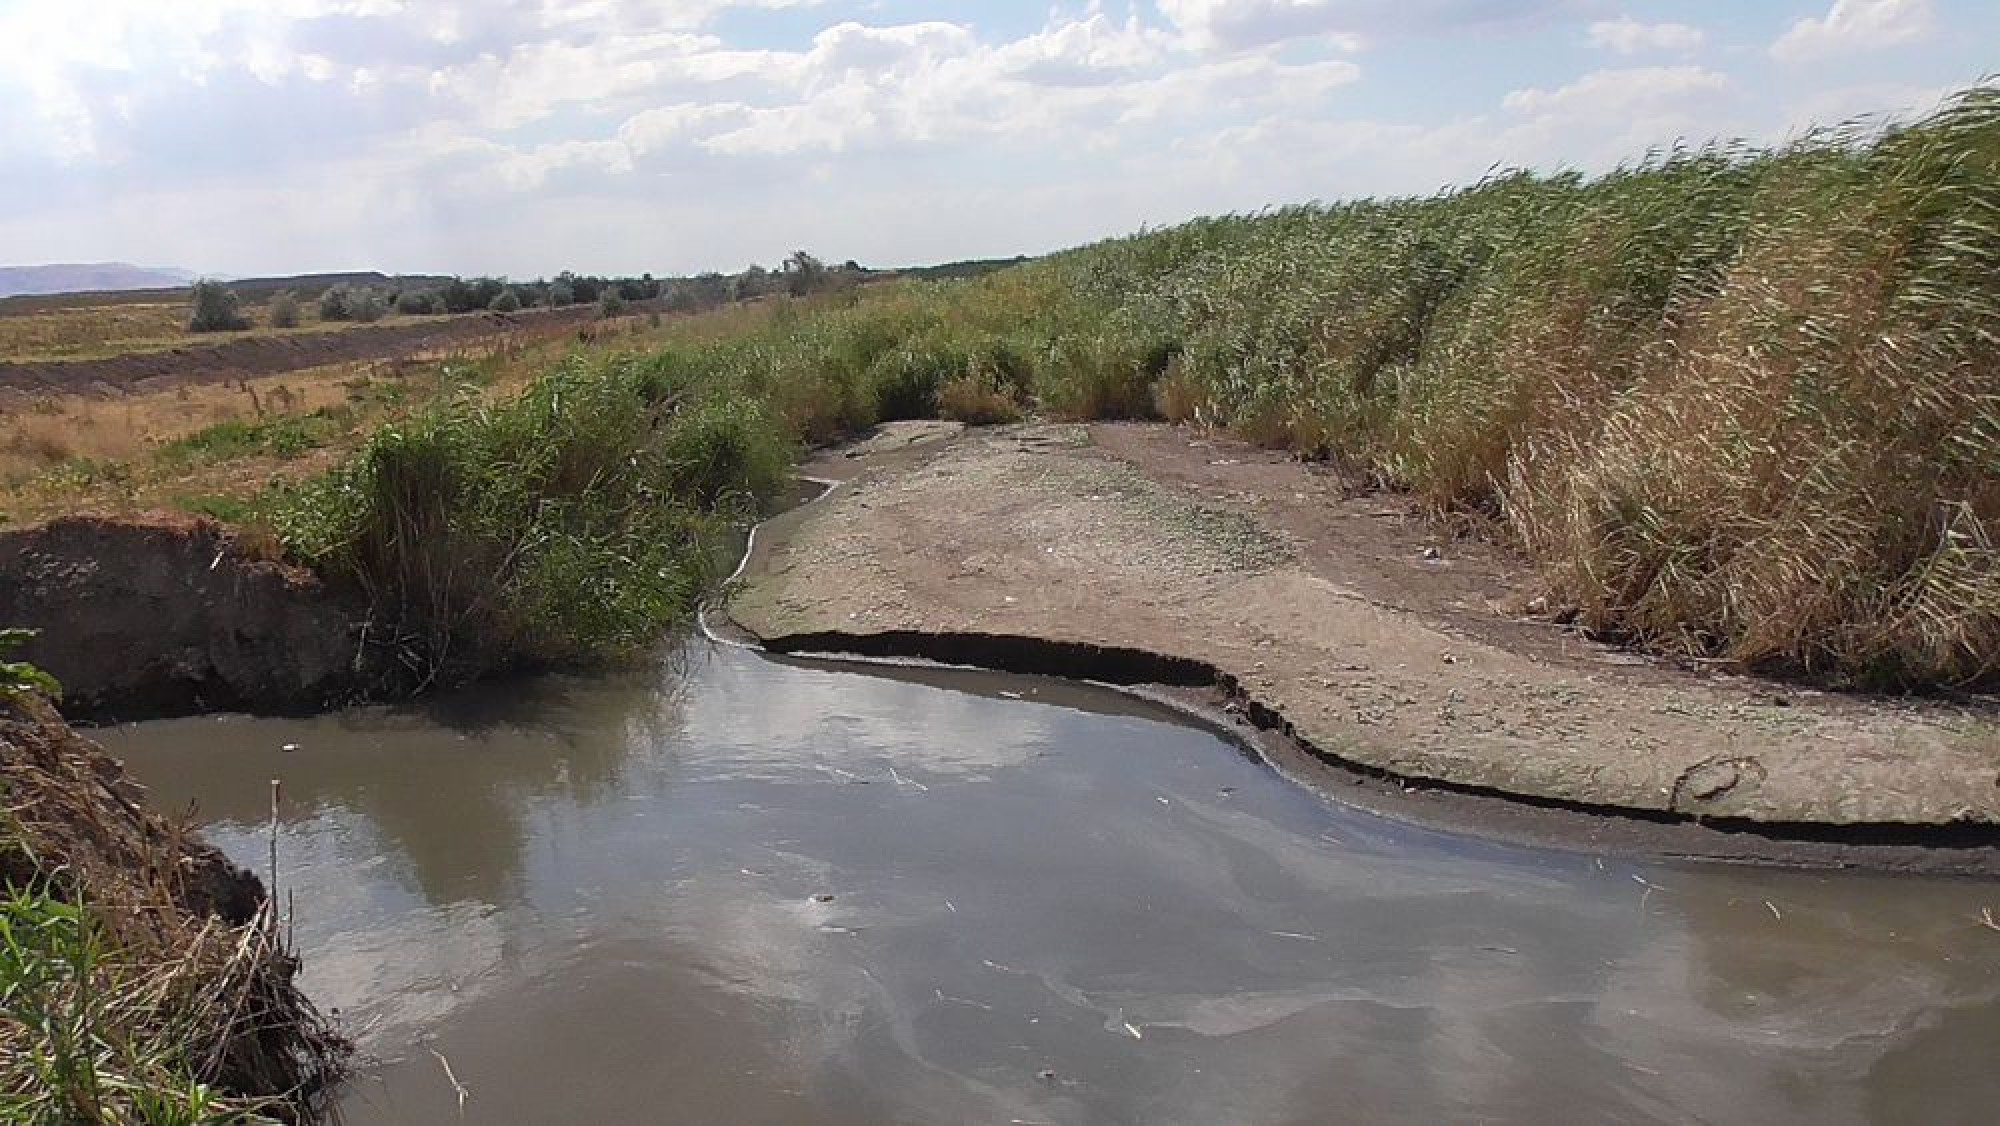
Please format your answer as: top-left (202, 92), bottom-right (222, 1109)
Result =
top-left (1586, 17), bottom-right (1704, 54)
top-left (1151, 0), bottom-right (1593, 51)
top-left (1770, 0), bottom-right (1934, 62)
top-left (0, 0), bottom-right (1982, 277)
top-left (1153, 0), bottom-right (1367, 51)
top-left (1502, 66), bottom-right (1730, 118)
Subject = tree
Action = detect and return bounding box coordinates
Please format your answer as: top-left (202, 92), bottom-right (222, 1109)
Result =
top-left (730, 264), bottom-right (771, 301)
top-left (782, 250), bottom-right (827, 297)
top-left (267, 290), bottom-right (301, 329)
top-left (187, 279), bottom-right (250, 333)
top-left (489, 288), bottom-right (522, 312)
top-left (440, 277), bottom-right (479, 314)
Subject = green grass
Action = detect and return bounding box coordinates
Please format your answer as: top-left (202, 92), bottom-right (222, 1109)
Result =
top-left (157, 410), bottom-right (352, 467)
top-left (272, 354), bottom-right (793, 687)
top-left (0, 886), bottom-right (274, 1124)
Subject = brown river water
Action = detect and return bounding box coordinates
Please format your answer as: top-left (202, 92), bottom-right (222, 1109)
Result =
top-left (100, 645), bottom-right (2000, 1125)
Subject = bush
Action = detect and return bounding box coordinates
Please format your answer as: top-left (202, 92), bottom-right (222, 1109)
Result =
top-left (938, 374), bottom-right (1022, 425)
top-left (186, 280), bottom-right (249, 333)
top-left (348, 287), bottom-right (384, 323)
top-left (318, 284), bottom-right (353, 321)
top-left (489, 289), bottom-right (522, 313)
top-left (267, 291), bottom-right (301, 329)
top-left (273, 358), bottom-right (791, 686)
top-left (395, 289), bottom-right (439, 315)
top-left (598, 289), bottom-right (627, 317)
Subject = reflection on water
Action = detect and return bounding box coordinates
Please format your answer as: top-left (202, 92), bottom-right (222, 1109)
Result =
top-left (101, 646), bottom-right (2000, 1125)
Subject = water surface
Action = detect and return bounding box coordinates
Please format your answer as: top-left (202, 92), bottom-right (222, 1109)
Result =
top-left (101, 647), bottom-right (2000, 1124)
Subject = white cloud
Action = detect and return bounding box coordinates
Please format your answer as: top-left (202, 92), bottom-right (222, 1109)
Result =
top-left (1770, 0), bottom-right (1934, 62)
top-left (1586, 17), bottom-right (1704, 54)
top-left (0, 0), bottom-right (1982, 278)
top-left (1502, 66), bottom-right (1730, 119)
top-left (1153, 0), bottom-right (1367, 52)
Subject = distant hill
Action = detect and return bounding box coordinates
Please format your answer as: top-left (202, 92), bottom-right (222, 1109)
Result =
top-left (0, 263), bottom-right (197, 299)
top-left (0, 270), bottom-right (458, 315)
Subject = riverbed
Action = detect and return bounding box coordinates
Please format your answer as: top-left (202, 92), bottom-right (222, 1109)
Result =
top-left (101, 645), bottom-right (2000, 1124)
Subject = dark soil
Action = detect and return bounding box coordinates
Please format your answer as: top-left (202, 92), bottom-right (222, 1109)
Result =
top-left (0, 514), bottom-right (383, 721)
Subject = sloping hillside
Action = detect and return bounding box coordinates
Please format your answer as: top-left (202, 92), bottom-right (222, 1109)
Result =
top-left (0, 262), bottom-right (195, 298)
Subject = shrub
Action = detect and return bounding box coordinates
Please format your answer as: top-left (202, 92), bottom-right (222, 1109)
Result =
top-left (318, 284), bottom-right (353, 321)
top-left (395, 289), bottom-right (439, 315)
top-left (186, 280), bottom-right (249, 333)
top-left (938, 374), bottom-right (1022, 425)
top-left (267, 291), bottom-right (301, 329)
top-left (273, 358), bottom-right (791, 685)
top-left (489, 289), bottom-right (522, 313)
top-left (598, 289), bottom-right (627, 317)
top-left (348, 287), bottom-right (384, 323)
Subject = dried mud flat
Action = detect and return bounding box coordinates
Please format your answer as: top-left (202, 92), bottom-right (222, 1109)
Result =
top-left (728, 421), bottom-right (2000, 865)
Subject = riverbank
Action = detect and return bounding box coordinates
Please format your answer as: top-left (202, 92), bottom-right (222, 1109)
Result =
top-left (726, 422), bottom-right (2000, 861)
top-left (0, 687), bottom-right (345, 1119)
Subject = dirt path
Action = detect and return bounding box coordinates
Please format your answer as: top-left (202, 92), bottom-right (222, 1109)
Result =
top-left (727, 421), bottom-right (2000, 838)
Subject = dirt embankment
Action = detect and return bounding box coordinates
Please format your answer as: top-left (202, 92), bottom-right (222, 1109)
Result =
top-left (0, 302), bottom-right (626, 398)
top-left (0, 690), bottom-right (259, 917)
top-left (727, 422), bottom-right (2000, 842)
top-left (0, 515), bottom-right (380, 721)
top-left (1, 688), bottom-right (346, 1110)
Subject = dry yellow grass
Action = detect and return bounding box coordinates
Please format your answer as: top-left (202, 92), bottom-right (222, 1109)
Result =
top-left (0, 310), bottom-right (690, 525)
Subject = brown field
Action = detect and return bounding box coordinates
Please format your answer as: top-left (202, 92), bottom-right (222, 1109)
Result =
top-left (0, 302), bottom-right (749, 527)
top-left (0, 294), bottom-right (497, 363)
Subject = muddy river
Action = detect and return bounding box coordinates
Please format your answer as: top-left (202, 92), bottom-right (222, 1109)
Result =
top-left (101, 646), bottom-right (2000, 1124)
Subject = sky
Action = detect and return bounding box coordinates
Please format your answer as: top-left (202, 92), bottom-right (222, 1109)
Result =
top-left (0, 0), bottom-right (1992, 278)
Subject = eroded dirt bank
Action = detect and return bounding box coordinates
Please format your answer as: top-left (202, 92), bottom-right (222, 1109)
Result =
top-left (1, 689), bottom-right (345, 1112)
top-left (0, 514), bottom-right (380, 721)
top-left (727, 422), bottom-right (2000, 838)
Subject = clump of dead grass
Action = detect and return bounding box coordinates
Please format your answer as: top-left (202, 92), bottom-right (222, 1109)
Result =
top-left (1, 689), bottom-right (347, 1122)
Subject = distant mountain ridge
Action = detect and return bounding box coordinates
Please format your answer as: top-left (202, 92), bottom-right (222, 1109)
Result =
top-left (0, 263), bottom-right (198, 298)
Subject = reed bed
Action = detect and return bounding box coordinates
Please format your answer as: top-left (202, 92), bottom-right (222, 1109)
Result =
top-left (1015, 84), bottom-right (1999, 689)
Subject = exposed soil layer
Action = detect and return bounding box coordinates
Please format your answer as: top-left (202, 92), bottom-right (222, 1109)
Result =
top-left (728, 421), bottom-right (2000, 841)
top-left (0, 514), bottom-right (378, 721)
top-left (0, 302), bottom-right (621, 398)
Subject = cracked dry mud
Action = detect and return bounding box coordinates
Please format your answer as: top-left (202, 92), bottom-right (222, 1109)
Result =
top-left (729, 420), bottom-right (2000, 829)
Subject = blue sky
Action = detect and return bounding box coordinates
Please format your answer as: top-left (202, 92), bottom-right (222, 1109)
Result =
top-left (0, 0), bottom-right (1990, 278)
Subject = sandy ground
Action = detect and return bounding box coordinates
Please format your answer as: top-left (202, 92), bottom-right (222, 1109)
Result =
top-left (728, 421), bottom-right (2000, 831)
